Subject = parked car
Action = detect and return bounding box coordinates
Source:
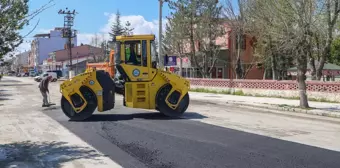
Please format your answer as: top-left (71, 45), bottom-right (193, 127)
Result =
top-left (16, 72), bottom-right (29, 77)
top-left (22, 72), bottom-right (29, 77)
top-left (7, 71), bottom-right (16, 76)
top-left (34, 72), bottom-right (58, 82)
top-left (47, 70), bottom-right (62, 78)
top-left (29, 71), bottom-right (38, 77)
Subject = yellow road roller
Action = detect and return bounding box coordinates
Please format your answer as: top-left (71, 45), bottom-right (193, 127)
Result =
top-left (59, 34), bottom-right (190, 121)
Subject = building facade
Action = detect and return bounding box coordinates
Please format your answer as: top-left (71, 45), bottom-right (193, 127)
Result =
top-left (43, 44), bottom-right (103, 77)
top-left (28, 27), bottom-right (77, 73)
top-left (165, 22), bottom-right (264, 79)
top-left (12, 51), bottom-right (30, 73)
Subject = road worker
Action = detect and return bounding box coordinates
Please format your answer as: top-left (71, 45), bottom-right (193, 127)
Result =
top-left (39, 75), bottom-right (52, 107)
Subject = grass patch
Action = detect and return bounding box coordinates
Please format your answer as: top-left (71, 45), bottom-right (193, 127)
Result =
top-left (190, 88), bottom-right (339, 103)
top-left (277, 104), bottom-right (316, 110)
top-left (190, 88), bottom-right (245, 96)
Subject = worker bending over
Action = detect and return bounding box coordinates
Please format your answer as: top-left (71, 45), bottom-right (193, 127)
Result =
top-left (39, 75), bottom-right (52, 107)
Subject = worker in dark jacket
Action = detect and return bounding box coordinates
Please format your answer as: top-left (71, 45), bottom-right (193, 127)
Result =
top-left (39, 75), bottom-right (52, 107)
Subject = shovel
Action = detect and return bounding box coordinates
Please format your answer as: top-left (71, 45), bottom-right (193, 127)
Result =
top-left (48, 92), bottom-right (56, 106)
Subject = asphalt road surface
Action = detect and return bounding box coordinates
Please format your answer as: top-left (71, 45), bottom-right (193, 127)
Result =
top-left (2, 77), bottom-right (340, 168)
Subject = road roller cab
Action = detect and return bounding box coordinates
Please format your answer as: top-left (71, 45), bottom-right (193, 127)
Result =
top-left (60, 34), bottom-right (190, 121)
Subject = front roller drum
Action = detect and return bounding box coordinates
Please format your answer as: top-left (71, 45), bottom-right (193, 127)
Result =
top-left (61, 86), bottom-right (98, 121)
top-left (156, 84), bottom-right (190, 117)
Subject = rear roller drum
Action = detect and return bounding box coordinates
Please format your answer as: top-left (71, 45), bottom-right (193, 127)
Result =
top-left (61, 86), bottom-right (97, 121)
top-left (156, 84), bottom-right (190, 117)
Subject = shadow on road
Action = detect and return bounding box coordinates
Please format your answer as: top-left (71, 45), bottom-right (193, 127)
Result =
top-left (0, 90), bottom-right (12, 101)
top-left (0, 84), bottom-right (33, 86)
top-left (0, 140), bottom-right (106, 168)
top-left (0, 79), bottom-right (21, 83)
top-left (0, 97), bottom-right (12, 101)
top-left (80, 112), bottom-right (207, 122)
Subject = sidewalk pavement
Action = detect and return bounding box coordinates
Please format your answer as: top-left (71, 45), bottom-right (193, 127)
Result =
top-left (0, 77), bottom-right (122, 167)
top-left (189, 91), bottom-right (340, 118)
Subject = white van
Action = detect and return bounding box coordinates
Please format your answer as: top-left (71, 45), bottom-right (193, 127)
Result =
top-left (34, 72), bottom-right (58, 82)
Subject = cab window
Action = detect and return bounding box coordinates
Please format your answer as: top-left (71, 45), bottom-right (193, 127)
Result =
top-left (125, 41), bottom-right (141, 66)
top-left (150, 40), bottom-right (157, 68)
top-left (124, 40), bottom-right (147, 67)
top-left (142, 40), bottom-right (147, 67)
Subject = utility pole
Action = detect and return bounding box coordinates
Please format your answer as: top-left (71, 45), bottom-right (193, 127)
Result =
top-left (158, 0), bottom-right (169, 70)
top-left (158, 0), bottom-right (163, 68)
top-left (58, 8), bottom-right (77, 78)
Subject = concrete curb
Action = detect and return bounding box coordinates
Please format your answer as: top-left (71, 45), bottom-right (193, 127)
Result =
top-left (226, 102), bottom-right (340, 119)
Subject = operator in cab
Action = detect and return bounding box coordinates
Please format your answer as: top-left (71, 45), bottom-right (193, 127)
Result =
top-left (39, 75), bottom-right (52, 107)
top-left (126, 43), bottom-right (141, 65)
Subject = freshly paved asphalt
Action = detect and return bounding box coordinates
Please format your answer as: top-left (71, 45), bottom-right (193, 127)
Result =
top-left (3, 77), bottom-right (340, 168)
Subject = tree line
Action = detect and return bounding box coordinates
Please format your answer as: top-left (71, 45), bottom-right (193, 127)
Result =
top-left (163, 0), bottom-right (340, 108)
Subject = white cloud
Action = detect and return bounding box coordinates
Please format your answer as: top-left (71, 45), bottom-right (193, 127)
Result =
top-left (77, 13), bottom-right (167, 46)
top-left (76, 33), bottom-right (96, 45)
top-left (104, 12), bottom-right (110, 17)
top-left (100, 13), bottom-right (167, 39)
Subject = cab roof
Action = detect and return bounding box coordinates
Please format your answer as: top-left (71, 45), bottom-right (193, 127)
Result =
top-left (115, 34), bottom-right (155, 41)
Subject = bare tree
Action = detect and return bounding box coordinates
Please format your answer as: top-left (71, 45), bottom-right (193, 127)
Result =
top-left (246, 0), bottom-right (316, 108)
top-left (311, 0), bottom-right (340, 80)
top-left (89, 33), bottom-right (108, 62)
top-left (194, 0), bottom-right (225, 78)
top-left (223, 0), bottom-right (248, 79)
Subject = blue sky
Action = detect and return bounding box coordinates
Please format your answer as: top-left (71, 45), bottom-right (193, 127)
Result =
top-left (18, 0), bottom-right (175, 52)
top-left (22, 0), bottom-right (171, 35)
top-left (17, 0), bottom-right (237, 53)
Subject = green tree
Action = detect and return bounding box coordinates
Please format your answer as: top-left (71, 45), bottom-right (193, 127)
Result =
top-left (0, 0), bottom-right (29, 60)
top-left (0, 0), bottom-right (55, 60)
top-left (163, 6), bottom-right (187, 76)
top-left (124, 21), bottom-right (134, 35)
top-left (109, 10), bottom-right (134, 41)
top-left (330, 37), bottom-right (340, 65)
top-left (308, 0), bottom-right (340, 80)
top-left (168, 0), bottom-right (201, 74)
top-left (167, 0), bottom-right (224, 78)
